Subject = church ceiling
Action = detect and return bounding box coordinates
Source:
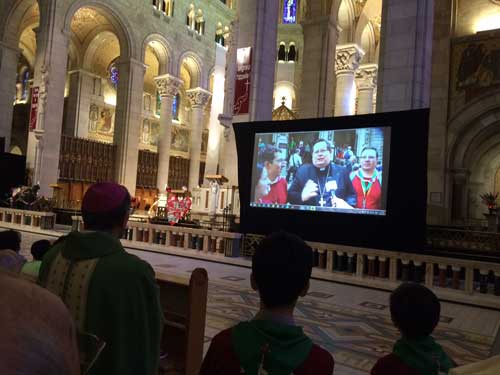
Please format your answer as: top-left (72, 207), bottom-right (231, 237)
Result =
top-left (71, 7), bottom-right (112, 45)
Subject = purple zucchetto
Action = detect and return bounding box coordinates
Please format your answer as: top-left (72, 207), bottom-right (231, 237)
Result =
top-left (82, 183), bottom-right (130, 213)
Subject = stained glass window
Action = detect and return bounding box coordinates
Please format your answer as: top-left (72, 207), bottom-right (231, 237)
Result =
top-left (282, 0), bottom-right (297, 24)
top-left (156, 91), bottom-right (161, 116)
top-left (108, 61), bottom-right (119, 90)
top-left (22, 70), bottom-right (30, 101)
top-left (172, 94), bottom-right (180, 120)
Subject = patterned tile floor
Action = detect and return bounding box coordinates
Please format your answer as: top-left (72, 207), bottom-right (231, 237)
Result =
top-left (15, 231), bottom-right (500, 375)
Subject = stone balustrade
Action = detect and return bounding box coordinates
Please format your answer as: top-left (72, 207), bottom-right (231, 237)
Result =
top-left (306, 240), bottom-right (500, 309)
top-left (0, 207), bottom-right (56, 230)
top-left (71, 216), bottom-right (242, 258)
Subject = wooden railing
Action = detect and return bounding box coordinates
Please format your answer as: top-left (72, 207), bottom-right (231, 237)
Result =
top-left (0, 207), bottom-right (56, 230)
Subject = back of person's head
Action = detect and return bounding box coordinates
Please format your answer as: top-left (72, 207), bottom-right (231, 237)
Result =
top-left (390, 283), bottom-right (441, 339)
top-left (258, 144), bottom-right (280, 165)
top-left (82, 182), bottom-right (131, 232)
top-left (31, 239), bottom-right (51, 261)
top-left (0, 230), bottom-right (21, 252)
top-left (252, 232), bottom-right (313, 309)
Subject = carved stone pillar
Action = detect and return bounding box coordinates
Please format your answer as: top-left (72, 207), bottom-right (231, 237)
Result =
top-left (355, 64), bottom-right (378, 115)
top-left (154, 74), bottom-right (183, 190)
top-left (0, 42), bottom-right (20, 152)
top-left (30, 27), bottom-right (70, 196)
top-left (114, 59), bottom-right (146, 194)
top-left (186, 87), bottom-right (212, 190)
top-left (334, 44), bottom-right (364, 116)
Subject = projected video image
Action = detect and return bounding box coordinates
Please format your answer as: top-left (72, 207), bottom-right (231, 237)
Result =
top-left (250, 127), bottom-right (390, 215)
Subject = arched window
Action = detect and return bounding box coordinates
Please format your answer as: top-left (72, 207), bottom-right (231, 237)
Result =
top-left (278, 43), bottom-right (286, 61)
top-left (187, 4), bottom-right (195, 29)
top-left (156, 91), bottom-right (162, 116)
top-left (21, 69), bottom-right (30, 101)
top-left (282, 0), bottom-right (297, 24)
top-left (215, 22), bottom-right (225, 46)
top-left (288, 43), bottom-right (297, 62)
top-left (172, 93), bottom-right (180, 120)
top-left (195, 9), bottom-right (205, 35)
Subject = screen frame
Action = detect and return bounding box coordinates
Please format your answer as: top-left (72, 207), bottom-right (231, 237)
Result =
top-left (234, 109), bottom-right (429, 252)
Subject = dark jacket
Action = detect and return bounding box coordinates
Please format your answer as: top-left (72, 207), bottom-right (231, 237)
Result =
top-left (288, 163), bottom-right (357, 206)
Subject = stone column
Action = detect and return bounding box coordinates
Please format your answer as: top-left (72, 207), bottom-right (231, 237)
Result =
top-left (114, 59), bottom-right (146, 194)
top-left (334, 44), bottom-right (364, 116)
top-left (30, 27), bottom-right (70, 197)
top-left (299, 18), bottom-right (339, 118)
top-left (63, 69), bottom-right (96, 138)
top-left (377, 0), bottom-right (434, 112)
top-left (0, 42), bottom-right (20, 152)
top-left (204, 45), bottom-right (226, 180)
top-left (154, 74), bottom-right (183, 190)
top-left (186, 87), bottom-right (212, 190)
top-left (355, 64), bottom-right (378, 115)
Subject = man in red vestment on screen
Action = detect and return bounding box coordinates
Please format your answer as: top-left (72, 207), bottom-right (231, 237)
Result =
top-left (351, 147), bottom-right (382, 210)
top-left (254, 145), bottom-right (287, 204)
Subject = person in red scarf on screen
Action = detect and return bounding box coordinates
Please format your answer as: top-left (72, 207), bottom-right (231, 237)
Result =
top-left (255, 145), bottom-right (287, 204)
top-left (350, 147), bottom-right (382, 210)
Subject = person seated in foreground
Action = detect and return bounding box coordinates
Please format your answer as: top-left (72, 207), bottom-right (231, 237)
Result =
top-left (39, 182), bottom-right (162, 375)
top-left (0, 230), bottom-right (26, 273)
top-left (371, 283), bottom-right (455, 375)
top-left (0, 268), bottom-right (80, 374)
top-left (21, 239), bottom-right (51, 280)
top-left (200, 231), bottom-right (334, 375)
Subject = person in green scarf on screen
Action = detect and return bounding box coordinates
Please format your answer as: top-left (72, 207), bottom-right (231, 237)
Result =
top-left (200, 231), bottom-right (334, 375)
top-left (371, 283), bottom-right (456, 375)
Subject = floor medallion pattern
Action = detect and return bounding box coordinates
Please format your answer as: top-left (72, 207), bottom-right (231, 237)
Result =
top-left (205, 282), bottom-right (495, 373)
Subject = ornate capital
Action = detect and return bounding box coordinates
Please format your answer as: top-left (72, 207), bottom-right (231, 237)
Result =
top-left (155, 74), bottom-right (184, 98)
top-left (355, 64), bottom-right (378, 90)
top-left (186, 87), bottom-right (212, 108)
top-left (335, 44), bottom-right (364, 74)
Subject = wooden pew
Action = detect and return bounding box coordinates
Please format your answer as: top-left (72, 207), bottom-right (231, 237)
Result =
top-left (155, 268), bottom-right (208, 375)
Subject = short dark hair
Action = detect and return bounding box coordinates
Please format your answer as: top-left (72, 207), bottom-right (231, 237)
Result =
top-left (361, 147), bottom-right (378, 158)
top-left (82, 193), bottom-right (131, 231)
top-left (31, 239), bottom-right (51, 261)
top-left (252, 232), bottom-right (313, 308)
top-left (258, 145), bottom-right (280, 165)
top-left (0, 230), bottom-right (21, 252)
top-left (312, 138), bottom-right (332, 151)
top-left (390, 283), bottom-right (441, 339)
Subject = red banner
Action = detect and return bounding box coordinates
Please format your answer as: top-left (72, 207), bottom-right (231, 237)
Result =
top-left (233, 47), bottom-right (252, 115)
top-left (29, 87), bottom-right (39, 131)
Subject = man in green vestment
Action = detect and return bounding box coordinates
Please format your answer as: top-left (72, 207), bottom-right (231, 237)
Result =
top-left (39, 182), bottom-right (163, 375)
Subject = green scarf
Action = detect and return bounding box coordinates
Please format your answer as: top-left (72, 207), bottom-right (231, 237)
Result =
top-left (232, 319), bottom-right (312, 375)
top-left (393, 336), bottom-right (455, 375)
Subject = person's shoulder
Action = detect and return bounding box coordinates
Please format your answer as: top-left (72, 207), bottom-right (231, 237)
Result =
top-left (296, 343), bottom-right (334, 374)
top-left (101, 250), bottom-right (155, 278)
top-left (211, 327), bottom-right (233, 348)
top-left (371, 353), bottom-right (419, 375)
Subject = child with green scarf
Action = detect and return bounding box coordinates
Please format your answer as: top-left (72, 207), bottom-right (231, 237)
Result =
top-left (371, 283), bottom-right (456, 375)
top-left (200, 232), bottom-right (334, 374)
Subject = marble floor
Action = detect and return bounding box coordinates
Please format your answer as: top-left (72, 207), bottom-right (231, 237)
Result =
top-left (15, 231), bottom-right (500, 375)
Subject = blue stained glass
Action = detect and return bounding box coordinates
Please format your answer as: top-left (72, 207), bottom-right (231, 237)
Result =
top-left (22, 70), bottom-right (30, 101)
top-left (109, 64), bottom-right (119, 89)
top-left (282, 0), bottom-right (297, 24)
top-left (172, 94), bottom-right (179, 120)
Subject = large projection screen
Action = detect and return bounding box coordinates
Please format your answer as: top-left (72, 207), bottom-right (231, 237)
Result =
top-left (234, 109), bottom-right (429, 252)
